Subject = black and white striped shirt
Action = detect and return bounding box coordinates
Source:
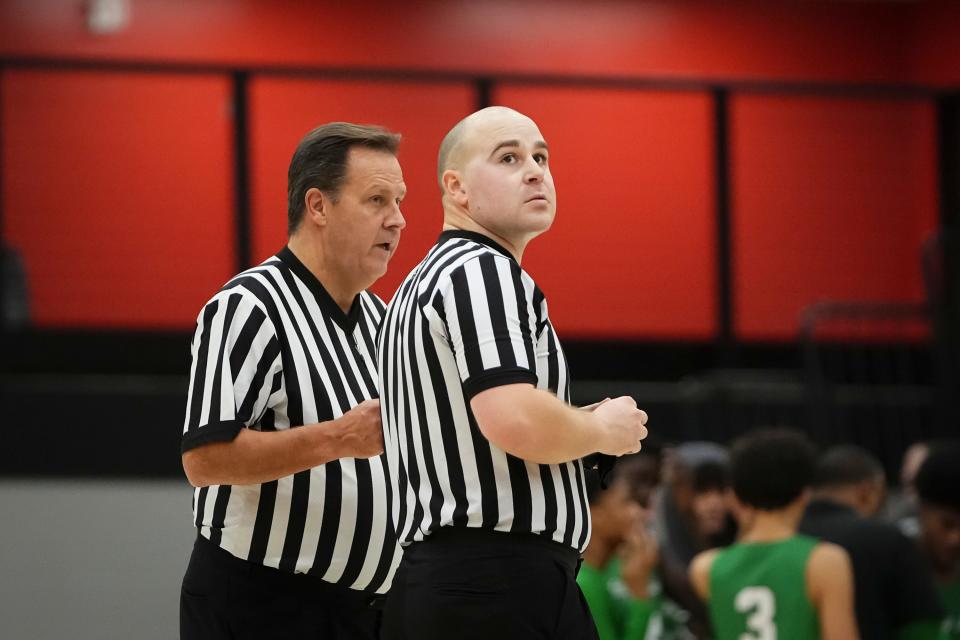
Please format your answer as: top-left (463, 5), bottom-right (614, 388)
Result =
top-left (182, 247), bottom-right (400, 594)
top-left (378, 230), bottom-right (592, 552)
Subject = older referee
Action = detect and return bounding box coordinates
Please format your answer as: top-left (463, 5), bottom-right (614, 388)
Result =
top-left (179, 123), bottom-right (406, 639)
top-left (378, 106), bottom-right (649, 639)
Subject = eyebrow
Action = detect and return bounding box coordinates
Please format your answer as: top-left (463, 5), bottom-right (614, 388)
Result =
top-left (488, 139), bottom-right (549, 158)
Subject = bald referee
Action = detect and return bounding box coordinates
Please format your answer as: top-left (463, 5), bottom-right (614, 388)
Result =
top-left (179, 123), bottom-right (406, 639)
top-left (378, 106), bottom-right (649, 639)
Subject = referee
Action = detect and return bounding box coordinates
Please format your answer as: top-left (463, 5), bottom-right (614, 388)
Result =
top-left (378, 106), bottom-right (649, 639)
top-left (179, 123), bottom-right (406, 639)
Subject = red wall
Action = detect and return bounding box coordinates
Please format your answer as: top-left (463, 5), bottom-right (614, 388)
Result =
top-left (731, 95), bottom-right (938, 340)
top-left (0, 1), bottom-right (914, 83)
top-left (2, 68), bottom-right (235, 328)
top-left (1, 1), bottom-right (954, 338)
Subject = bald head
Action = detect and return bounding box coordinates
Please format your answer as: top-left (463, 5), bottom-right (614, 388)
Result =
top-left (437, 106), bottom-right (535, 190)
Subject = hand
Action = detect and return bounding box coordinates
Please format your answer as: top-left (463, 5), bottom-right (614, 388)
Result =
top-left (593, 396), bottom-right (648, 457)
top-left (580, 397), bottom-right (611, 412)
top-left (332, 398), bottom-right (384, 459)
top-left (620, 523), bottom-right (659, 599)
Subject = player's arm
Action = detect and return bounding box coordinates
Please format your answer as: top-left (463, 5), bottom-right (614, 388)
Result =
top-left (807, 542), bottom-right (860, 640)
top-left (182, 399), bottom-right (383, 487)
top-left (470, 385), bottom-right (647, 465)
top-left (688, 548), bottom-right (719, 601)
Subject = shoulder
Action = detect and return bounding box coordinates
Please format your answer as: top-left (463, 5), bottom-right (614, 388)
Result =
top-left (218, 259), bottom-right (286, 306)
top-left (360, 290), bottom-right (388, 317)
top-left (432, 245), bottom-right (522, 299)
top-left (193, 264), bottom-right (284, 331)
top-left (806, 541), bottom-right (853, 599)
top-left (809, 540), bottom-right (849, 566)
top-left (689, 548), bottom-right (721, 599)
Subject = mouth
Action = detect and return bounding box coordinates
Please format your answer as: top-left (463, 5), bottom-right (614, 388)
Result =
top-left (525, 195), bottom-right (549, 203)
top-left (375, 242), bottom-right (393, 252)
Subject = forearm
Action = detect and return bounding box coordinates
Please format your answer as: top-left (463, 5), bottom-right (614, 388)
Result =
top-left (182, 424), bottom-right (343, 487)
top-left (472, 385), bottom-right (602, 464)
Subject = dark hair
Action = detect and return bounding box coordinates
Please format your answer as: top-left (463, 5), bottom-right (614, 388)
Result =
top-left (915, 441), bottom-right (960, 512)
top-left (693, 460), bottom-right (730, 493)
top-left (286, 122), bottom-right (401, 235)
top-left (730, 428), bottom-right (816, 510)
top-left (813, 445), bottom-right (884, 489)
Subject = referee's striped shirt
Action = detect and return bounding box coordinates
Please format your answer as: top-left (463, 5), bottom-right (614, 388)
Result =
top-left (182, 247), bottom-right (400, 594)
top-left (378, 230), bottom-right (592, 552)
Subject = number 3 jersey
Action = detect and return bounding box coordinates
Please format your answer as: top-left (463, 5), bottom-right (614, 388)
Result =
top-left (708, 535), bottom-right (820, 640)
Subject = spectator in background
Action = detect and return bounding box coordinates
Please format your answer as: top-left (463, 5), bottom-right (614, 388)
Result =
top-left (655, 442), bottom-right (736, 637)
top-left (579, 453), bottom-right (693, 640)
top-left (689, 428), bottom-right (859, 640)
top-left (580, 461), bottom-right (658, 640)
top-left (914, 442), bottom-right (960, 638)
top-left (799, 445), bottom-right (944, 639)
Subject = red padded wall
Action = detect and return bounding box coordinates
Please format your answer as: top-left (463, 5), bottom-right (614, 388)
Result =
top-left (2, 69), bottom-right (235, 328)
top-left (248, 77), bottom-right (475, 301)
top-left (731, 95), bottom-right (938, 340)
top-left (493, 85), bottom-right (716, 339)
top-left (0, 0), bottom-right (912, 84)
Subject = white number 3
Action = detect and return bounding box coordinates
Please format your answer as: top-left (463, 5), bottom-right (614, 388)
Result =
top-left (735, 586), bottom-right (777, 640)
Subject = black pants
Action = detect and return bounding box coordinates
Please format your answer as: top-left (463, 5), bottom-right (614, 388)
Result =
top-left (381, 528), bottom-right (599, 640)
top-left (180, 535), bottom-right (382, 640)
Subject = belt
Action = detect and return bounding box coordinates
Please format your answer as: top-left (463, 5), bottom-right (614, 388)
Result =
top-left (411, 526), bottom-right (581, 573)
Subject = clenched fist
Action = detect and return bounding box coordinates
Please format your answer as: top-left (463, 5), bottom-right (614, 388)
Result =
top-left (333, 398), bottom-right (385, 459)
top-left (593, 396), bottom-right (649, 457)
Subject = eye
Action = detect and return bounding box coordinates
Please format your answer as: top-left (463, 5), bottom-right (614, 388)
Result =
top-left (500, 153), bottom-right (517, 164)
top-left (395, 196), bottom-right (403, 205)
top-left (534, 153), bottom-right (548, 165)
top-left (370, 195), bottom-right (384, 205)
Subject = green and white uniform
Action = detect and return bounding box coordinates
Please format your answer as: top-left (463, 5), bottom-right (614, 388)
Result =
top-left (940, 579), bottom-right (960, 640)
top-left (708, 535), bottom-right (820, 640)
top-left (578, 558), bottom-right (692, 639)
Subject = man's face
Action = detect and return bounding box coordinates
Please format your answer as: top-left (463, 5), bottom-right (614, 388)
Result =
top-left (692, 488), bottom-right (729, 538)
top-left (458, 111), bottom-right (556, 243)
top-left (592, 480), bottom-right (646, 544)
top-left (322, 147), bottom-right (406, 289)
top-left (919, 502), bottom-right (960, 574)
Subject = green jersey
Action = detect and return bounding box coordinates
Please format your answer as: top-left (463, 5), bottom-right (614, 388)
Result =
top-left (578, 558), bottom-right (692, 640)
top-left (940, 579), bottom-right (960, 640)
top-left (708, 535), bottom-right (820, 640)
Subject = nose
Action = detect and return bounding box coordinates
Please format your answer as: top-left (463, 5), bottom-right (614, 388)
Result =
top-left (386, 201), bottom-right (406, 230)
top-left (524, 157), bottom-right (545, 183)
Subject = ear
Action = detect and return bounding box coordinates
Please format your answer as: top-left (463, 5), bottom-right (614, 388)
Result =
top-left (441, 169), bottom-right (468, 206)
top-left (304, 188), bottom-right (329, 227)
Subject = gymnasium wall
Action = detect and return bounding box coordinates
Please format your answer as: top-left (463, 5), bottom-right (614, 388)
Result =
top-left (2, 0), bottom-right (954, 343)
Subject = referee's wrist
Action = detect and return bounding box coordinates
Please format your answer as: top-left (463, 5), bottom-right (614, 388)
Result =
top-left (306, 420), bottom-right (343, 464)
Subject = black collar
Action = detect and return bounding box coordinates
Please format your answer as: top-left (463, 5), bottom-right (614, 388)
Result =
top-left (806, 498), bottom-right (858, 517)
top-left (438, 230), bottom-right (516, 263)
top-left (276, 246), bottom-right (362, 334)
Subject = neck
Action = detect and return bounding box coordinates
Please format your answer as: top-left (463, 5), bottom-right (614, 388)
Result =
top-left (442, 202), bottom-right (527, 262)
top-left (582, 532), bottom-right (616, 570)
top-left (287, 233), bottom-right (359, 313)
top-left (737, 505), bottom-right (802, 543)
top-left (812, 488), bottom-right (859, 513)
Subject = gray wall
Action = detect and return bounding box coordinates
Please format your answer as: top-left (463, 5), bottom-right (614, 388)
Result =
top-left (0, 479), bottom-right (194, 640)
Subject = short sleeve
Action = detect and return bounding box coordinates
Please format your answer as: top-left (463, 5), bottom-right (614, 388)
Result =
top-left (433, 252), bottom-right (538, 399)
top-left (181, 290), bottom-right (282, 453)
